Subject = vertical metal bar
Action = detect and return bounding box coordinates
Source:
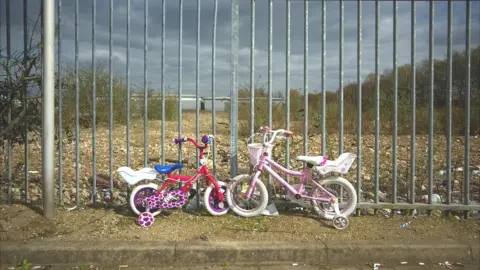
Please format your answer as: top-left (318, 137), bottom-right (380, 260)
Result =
top-left (212, 0), bottom-right (218, 176)
top-left (338, 0), bottom-right (344, 201)
top-left (24, 0), bottom-right (29, 203)
top-left (267, 0), bottom-right (273, 186)
top-left (57, 0), bottom-right (62, 204)
top-left (126, 0), bottom-right (131, 168)
top-left (268, 0), bottom-right (273, 131)
top-left (356, 0), bottom-right (362, 214)
top-left (229, 0), bottom-right (239, 177)
top-left (0, 0), bottom-right (2, 47)
top-left (144, 0), bottom-right (149, 167)
top-left (41, 0), bottom-right (44, 157)
top-left (92, 0), bottom-right (97, 205)
top-left (285, 0), bottom-right (291, 180)
top-left (6, 0), bottom-right (12, 204)
top-left (42, 0), bottom-right (55, 217)
top-left (427, 0), bottom-right (434, 207)
top-left (409, 0), bottom-right (416, 205)
top-left (109, 0), bottom-right (113, 192)
top-left (446, 0), bottom-right (452, 207)
top-left (374, 0), bottom-right (380, 206)
top-left (321, 0), bottom-right (326, 156)
top-left (338, 0), bottom-right (344, 155)
top-left (195, 0), bottom-right (200, 168)
top-left (303, 0), bottom-right (308, 156)
top-left (178, 0), bottom-right (183, 173)
top-left (75, 0), bottom-right (80, 206)
top-left (161, 0), bottom-right (166, 165)
top-left (195, 0), bottom-right (200, 206)
top-left (249, 0), bottom-right (255, 144)
top-left (392, 0), bottom-right (398, 205)
top-left (41, 0), bottom-right (44, 140)
top-left (464, 0), bottom-right (471, 209)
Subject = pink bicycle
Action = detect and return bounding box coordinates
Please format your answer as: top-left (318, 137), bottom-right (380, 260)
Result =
top-left (225, 126), bottom-right (357, 230)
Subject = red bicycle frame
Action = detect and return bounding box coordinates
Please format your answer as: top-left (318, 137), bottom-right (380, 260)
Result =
top-left (153, 137), bottom-right (224, 201)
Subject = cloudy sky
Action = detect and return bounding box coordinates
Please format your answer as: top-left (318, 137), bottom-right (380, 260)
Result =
top-left (1, 0), bottom-right (479, 97)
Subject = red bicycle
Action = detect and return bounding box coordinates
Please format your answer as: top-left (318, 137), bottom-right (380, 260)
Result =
top-left (118, 135), bottom-right (228, 227)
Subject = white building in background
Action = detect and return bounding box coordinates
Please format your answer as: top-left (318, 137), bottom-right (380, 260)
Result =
top-left (202, 96), bottom-right (231, 112)
top-left (178, 94), bottom-right (200, 111)
top-left (204, 96), bottom-right (286, 112)
top-left (131, 93), bottom-right (285, 112)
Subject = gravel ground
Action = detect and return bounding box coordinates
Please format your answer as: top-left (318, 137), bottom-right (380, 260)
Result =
top-left (1, 111), bottom-right (479, 207)
top-left (1, 203), bottom-right (478, 242)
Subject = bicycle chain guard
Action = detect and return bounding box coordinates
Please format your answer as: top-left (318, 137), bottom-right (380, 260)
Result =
top-left (142, 189), bottom-right (188, 209)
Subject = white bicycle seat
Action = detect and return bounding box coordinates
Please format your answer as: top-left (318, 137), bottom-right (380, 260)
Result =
top-left (296, 155), bottom-right (327, 166)
top-left (117, 167), bottom-right (158, 186)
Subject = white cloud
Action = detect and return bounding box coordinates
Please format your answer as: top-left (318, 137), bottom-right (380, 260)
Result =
top-left (2, 0), bottom-right (478, 96)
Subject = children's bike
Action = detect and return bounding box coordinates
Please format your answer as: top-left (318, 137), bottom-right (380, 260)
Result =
top-left (225, 127), bottom-right (357, 230)
top-left (117, 135), bottom-right (228, 227)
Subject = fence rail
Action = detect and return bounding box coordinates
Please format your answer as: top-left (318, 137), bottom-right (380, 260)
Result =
top-left (1, 0), bottom-right (479, 218)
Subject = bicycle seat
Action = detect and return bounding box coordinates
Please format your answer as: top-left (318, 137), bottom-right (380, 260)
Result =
top-left (296, 155), bottom-right (327, 166)
top-left (154, 163), bottom-right (184, 174)
top-left (315, 152), bottom-right (357, 175)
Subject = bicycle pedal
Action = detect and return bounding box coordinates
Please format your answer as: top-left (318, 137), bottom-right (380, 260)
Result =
top-left (188, 189), bottom-right (197, 200)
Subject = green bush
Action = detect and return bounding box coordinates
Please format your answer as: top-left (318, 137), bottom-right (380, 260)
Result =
top-left (229, 45), bottom-right (479, 136)
top-left (58, 64), bottom-right (177, 134)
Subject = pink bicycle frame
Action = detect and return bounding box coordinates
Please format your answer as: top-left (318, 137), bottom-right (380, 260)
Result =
top-left (246, 150), bottom-right (337, 203)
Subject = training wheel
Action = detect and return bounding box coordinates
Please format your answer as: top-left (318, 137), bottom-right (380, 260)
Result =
top-left (137, 212), bottom-right (155, 228)
top-left (332, 215), bottom-right (349, 230)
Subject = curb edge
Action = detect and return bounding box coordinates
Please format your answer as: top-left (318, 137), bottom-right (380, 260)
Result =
top-left (0, 239), bottom-right (477, 267)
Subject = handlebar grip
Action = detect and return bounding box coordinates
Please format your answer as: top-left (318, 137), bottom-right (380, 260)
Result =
top-left (174, 137), bottom-right (187, 144)
top-left (283, 130), bottom-right (293, 136)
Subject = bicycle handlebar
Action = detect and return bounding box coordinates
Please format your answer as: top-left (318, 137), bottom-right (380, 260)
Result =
top-left (173, 135), bottom-right (215, 160)
top-left (173, 137), bottom-right (188, 144)
top-left (173, 135), bottom-right (214, 149)
top-left (258, 126), bottom-right (293, 145)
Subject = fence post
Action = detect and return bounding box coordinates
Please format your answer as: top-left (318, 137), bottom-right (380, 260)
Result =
top-left (229, 0), bottom-right (239, 178)
top-left (42, 0), bottom-right (55, 218)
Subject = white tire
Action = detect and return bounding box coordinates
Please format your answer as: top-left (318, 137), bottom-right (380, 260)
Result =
top-left (129, 183), bottom-right (163, 216)
top-left (203, 183), bottom-right (229, 216)
top-left (310, 176), bottom-right (357, 220)
top-left (225, 174), bottom-right (269, 218)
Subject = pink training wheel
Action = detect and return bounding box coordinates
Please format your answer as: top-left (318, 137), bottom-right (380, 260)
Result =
top-left (137, 212), bottom-right (155, 228)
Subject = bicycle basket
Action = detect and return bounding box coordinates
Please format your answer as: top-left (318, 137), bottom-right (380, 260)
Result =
top-left (247, 143), bottom-right (273, 166)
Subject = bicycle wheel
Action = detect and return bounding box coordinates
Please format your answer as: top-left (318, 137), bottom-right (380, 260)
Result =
top-left (129, 183), bottom-right (163, 216)
top-left (310, 176), bottom-right (357, 220)
top-left (203, 182), bottom-right (229, 216)
top-left (226, 174), bottom-right (269, 218)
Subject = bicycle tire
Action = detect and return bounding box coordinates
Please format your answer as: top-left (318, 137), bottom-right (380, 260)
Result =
top-left (225, 174), bottom-right (269, 218)
top-left (129, 183), bottom-right (163, 216)
top-left (203, 183), bottom-right (229, 216)
top-left (310, 176), bottom-right (357, 220)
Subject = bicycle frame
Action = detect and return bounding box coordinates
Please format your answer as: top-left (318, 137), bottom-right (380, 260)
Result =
top-left (246, 131), bottom-right (338, 204)
top-left (155, 165), bottom-right (221, 195)
top-left (153, 137), bottom-right (224, 201)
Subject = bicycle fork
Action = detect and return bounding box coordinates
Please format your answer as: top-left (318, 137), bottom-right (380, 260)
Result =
top-left (246, 170), bottom-right (262, 198)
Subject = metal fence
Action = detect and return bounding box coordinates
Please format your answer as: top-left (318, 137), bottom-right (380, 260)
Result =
top-left (1, 0), bottom-right (479, 217)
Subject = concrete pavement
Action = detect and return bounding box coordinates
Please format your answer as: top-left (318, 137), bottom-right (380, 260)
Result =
top-left (2, 263), bottom-right (480, 270)
top-left (0, 239), bottom-right (478, 269)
